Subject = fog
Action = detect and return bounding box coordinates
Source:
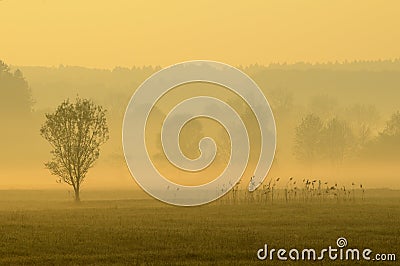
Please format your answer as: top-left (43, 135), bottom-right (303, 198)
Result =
top-left (1, 61), bottom-right (399, 191)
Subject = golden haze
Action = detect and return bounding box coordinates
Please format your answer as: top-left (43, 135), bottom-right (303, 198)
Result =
top-left (0, 1), bottom-right (399, 191)
top-left (0, 0), bottom-right (399, 68)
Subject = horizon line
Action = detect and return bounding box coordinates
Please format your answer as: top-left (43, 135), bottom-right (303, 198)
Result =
top-left (8, 58), bottom-right (400, 71)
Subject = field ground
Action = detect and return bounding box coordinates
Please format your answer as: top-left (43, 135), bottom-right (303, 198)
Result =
top-left (0, 189), bottom-right (398, 265)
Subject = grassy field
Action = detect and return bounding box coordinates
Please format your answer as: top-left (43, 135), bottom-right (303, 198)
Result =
top-left (0, 190), bottom-right (398, 265)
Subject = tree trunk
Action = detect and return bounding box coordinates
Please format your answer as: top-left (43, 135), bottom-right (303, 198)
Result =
top-left (74, 188), bottom-right (80, 202)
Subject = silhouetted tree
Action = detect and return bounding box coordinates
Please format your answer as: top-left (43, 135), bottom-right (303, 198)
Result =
top-left (0, 60), bottom-right (33, 117)
top-left (367, 111), bottom-right (400, 158)
top-left (320, 118), bottom-right (354, 165)
top-left (294, 114), bottom-right (323, 169)
top-left (381, 111), bottom-right (400, 137)
top-left (40, 98), bottom-right (109, 202)
top-left (343, 104), bottom-right (380, 149)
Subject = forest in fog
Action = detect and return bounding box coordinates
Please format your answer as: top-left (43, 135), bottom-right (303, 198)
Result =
top-left (1, 59), bottom-right (400, 189)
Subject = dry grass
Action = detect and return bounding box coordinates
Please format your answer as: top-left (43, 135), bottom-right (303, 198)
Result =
top-left (0, 190), bottom-right (398, 265)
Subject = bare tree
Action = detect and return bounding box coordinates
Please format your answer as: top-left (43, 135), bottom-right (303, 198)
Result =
top-left (40, 97), bottom-right (109, 202)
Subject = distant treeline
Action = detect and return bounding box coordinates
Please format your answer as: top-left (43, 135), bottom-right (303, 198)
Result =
top-left (1, 59), bottom-right (400, 177)
top-left (9, 60), bottom-right (399, 116)
top-left (240, 58), bottom-right (400, 72)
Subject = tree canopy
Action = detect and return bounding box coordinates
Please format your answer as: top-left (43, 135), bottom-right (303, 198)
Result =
top-left (40, 97), bottom-right (109, 201)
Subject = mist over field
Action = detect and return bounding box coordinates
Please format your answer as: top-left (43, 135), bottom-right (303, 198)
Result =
top-left (1, 1), bottom-right (399, 264)
top-left (0, 60), bottom-right (399, 191)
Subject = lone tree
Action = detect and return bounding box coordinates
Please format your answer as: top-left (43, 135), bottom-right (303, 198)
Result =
top-left (40, 98), bottom-right (109, 202)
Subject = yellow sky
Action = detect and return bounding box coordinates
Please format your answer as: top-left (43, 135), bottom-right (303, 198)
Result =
top-left (1, 0), bottom-right (399, 68)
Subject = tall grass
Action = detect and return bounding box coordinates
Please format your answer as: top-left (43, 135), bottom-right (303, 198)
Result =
top-left (222, 177), bottom-right (366, 205)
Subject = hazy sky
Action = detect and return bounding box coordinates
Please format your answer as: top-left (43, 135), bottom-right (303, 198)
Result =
top-left (1, 0), bottom-right (399, 68)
